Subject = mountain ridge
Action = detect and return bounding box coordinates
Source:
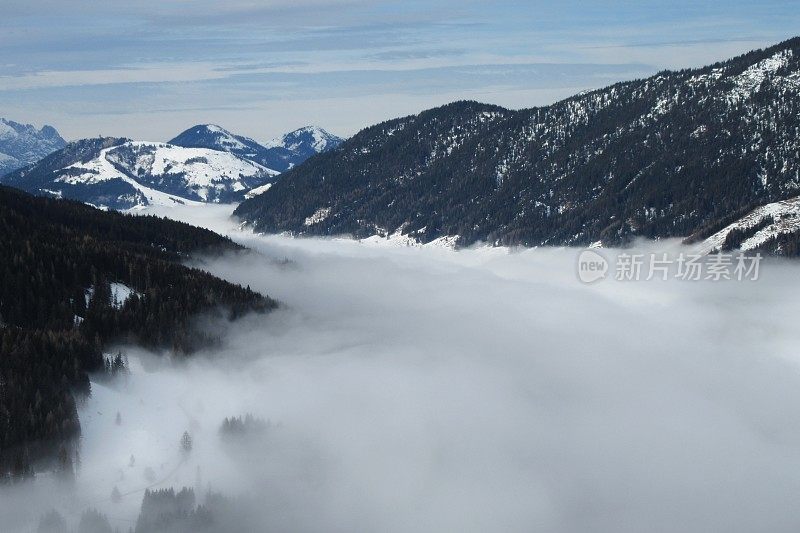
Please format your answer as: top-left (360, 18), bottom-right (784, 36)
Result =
top-left (0, 123), bottom-right (343, 210)
top-left (169, 124), bottom-right (343, 172)
top-left (1, 137), bottom-right (278, 209)
top-left (234, 36), bottom-right (800, 255)
top-left (0, 118), bottom-right (66, 176)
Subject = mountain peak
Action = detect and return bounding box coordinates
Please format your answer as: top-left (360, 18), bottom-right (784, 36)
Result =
top-left (267, 126), bottom-right (343, 157)
top-left (170, 123), bottom-right (343, 173)
top-left (170, 123), bottom-right (254, 152)
top-left (0, 118), bottom-right (67, 176)
top-left (189, 123), bottom-right (239, 137)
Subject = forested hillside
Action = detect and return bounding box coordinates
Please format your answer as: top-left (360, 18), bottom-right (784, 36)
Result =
top-left (235, 37), bottom-right (800, 250)
top-left (0, 186), bottom-right (275, 479)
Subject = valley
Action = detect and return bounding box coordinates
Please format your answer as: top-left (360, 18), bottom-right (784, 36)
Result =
top-left (2, 12), bottom-right (800, 531)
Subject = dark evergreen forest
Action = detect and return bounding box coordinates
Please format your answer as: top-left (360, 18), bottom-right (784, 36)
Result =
top-left (0, 186), bottom-right (276, 479)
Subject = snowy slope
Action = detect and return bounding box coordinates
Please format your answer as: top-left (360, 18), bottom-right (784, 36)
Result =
top-left (359, 230), bottom-right (460, 249)
top-left (1, 138), bottom-right (277, 209)
top-left (169, 124), bottom-right (278, 170)
top-left (725, 48), bottom-right (800, 103)
top-left (56, 144), bottom-right (204, 209)
top-left (699, 196), bottom-right (800, 254)
top-left (194, 124), bottom-right (250, 151)
top-left (106, 141), bottom-right (278, 202)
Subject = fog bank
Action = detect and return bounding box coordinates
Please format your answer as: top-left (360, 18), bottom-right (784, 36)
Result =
top-left (4, 204), bottom-right (800, 532)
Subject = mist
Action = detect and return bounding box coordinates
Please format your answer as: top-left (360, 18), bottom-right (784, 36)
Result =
top-left (5, 205), bottom-right (800, 532)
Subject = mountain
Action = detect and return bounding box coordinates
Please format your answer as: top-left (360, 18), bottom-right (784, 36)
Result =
top-left (234, 37), bottom-right (800, 255)
top-left (168, 124), bottom-right (281, 172)
top-left (0, 124), bottom-right (343, 210)
top-left (0, 185), bottom-right (275, 478)
top-left (170, 124), bottom-right (343, 172)
top-left (1, 138), bottom-right (278, 209)
top-left (263, 126), bottom-right (344, 171)
top-left (0, 118), bottom-right (66, 176)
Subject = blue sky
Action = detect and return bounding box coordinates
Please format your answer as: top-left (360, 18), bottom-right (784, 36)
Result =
top-left (1, 0), bottom-right (797, 142)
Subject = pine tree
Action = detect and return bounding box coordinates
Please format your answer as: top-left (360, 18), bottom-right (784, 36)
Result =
top-left (180, 431), bottom-right (193, 454)
top-left (111, 485), bottom-right (122, 503)
top-left (37, 510), bottom-right (67, 533)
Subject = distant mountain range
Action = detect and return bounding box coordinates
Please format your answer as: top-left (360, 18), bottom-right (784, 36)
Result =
top-left (170, 124), bottom-right (342, 172)
top-left (234, 37), bottom-right (800, 255)
top-left (0, 124), bottom-right (342, 209)
top-left (0, 118), bottom-right (66, 176)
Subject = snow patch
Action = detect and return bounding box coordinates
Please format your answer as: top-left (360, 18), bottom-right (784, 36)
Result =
top-left (84, 287), bottom-right (95, 307)
top-left (245, 182), bottom-right (273, 199)
top-left (359, 231), bottom-right (460, 250)
top-left (304, 207), bottom-right (331, 226)
top-left (84, 283), bottom-right (139, 309)
top-left (425, 235), bottom-right (460, 249)
top-left (110, 282), bottom-right (138, 309)
top-left (728, 49), bottom-right (796, 103)
top-left (360, 230), bottom-right (419, 247)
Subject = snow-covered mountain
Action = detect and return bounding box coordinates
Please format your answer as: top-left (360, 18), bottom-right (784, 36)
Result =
top-left (264, 126), bottom-right (343, 170)
top-left (170, 124), bottom-right (343, 173)
top-left (1, 138), bottom-right (278, 210)
top-left (168, 124), bottom-right (280, 173)
top-left (0, 118), bottom-right (66, 176)
top-left (0, 123), bottom-right (342, 209)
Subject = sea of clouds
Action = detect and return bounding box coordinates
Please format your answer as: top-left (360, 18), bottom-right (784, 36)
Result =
top-left (4, 204), bottom-right (800, 532)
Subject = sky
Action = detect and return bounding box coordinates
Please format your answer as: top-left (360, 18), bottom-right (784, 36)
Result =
top-left (1, 0), bottom-right (798, 142)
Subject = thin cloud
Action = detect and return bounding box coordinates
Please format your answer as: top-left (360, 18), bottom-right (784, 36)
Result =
top-left (2, 0), bottom-right (798, 140)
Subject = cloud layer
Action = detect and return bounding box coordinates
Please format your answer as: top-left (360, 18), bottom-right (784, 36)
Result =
top-left (4, 207), bottom-right (800, 531)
